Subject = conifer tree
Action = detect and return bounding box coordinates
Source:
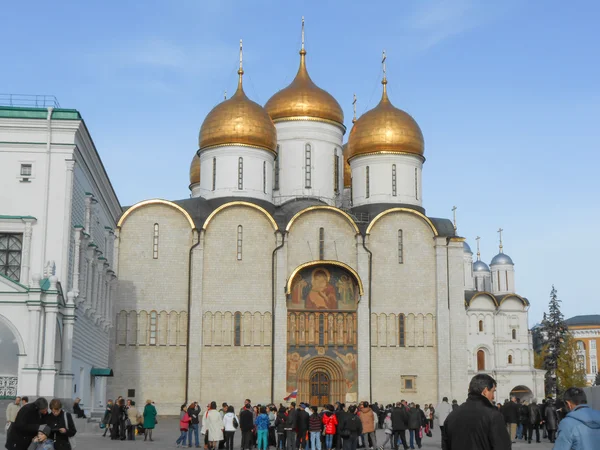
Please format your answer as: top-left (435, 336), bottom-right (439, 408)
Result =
top-left (539, 286), bottom-right (568, 397)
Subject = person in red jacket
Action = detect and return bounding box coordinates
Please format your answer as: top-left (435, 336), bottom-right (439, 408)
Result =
top-left (323, 409), bottom-right (339, 450)
top-left (176, 403), bottom-right (192, 448)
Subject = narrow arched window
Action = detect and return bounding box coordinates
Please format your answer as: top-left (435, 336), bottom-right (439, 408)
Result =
top-left (319, 227), bottom-right (325, 260)
top-left (334, 151), bottom-right (340, 193)
top-left (274, 147), bottom-right (280, 191)
top-left (234, 312), bottom-right (242, 346)
top-left (398, 229), bottom-right (404, 264)
top-left (366, 166), bottom-right (370, 198)
top-left (415, 168), bottom-right (418, 200)
top-left (318, 314), bottom-right (324, 346)
top-left (153, 224), bottom-right (159, 259)
top-left (237, 225), bottom-right (243, 261)
top-left (478, 320), bottom-right (483, 332)
top-left (263, 161), bottom-right (267, 194)
top-left (399, 314), bottom-right (405, 347)
top-left (477, 349), bottom-right (485, 371)
top-left (512, 329), bottom-right (517, 340)
top-left (238, 157), bottom-right (244, 190)
top-left (212, 158), bottom-right (216, 191)
top-left (392, 164), bottom-right (397, 196)
top-left (508, 354), bottom-right (513, 364)
top-left (149, 311), bottom-right (157, 346)
top-left (305, 144), bottom-right (312, 188)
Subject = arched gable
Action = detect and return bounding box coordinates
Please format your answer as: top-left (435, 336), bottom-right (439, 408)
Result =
top-left (499, 294), bottom-right (529, 309)
top-left (366, 208), bottom-right (438, 236)
top-left (467, 292), bottom-right (498, 309)
top-left (202, 201), bottom-right (277, 231)
top-left (286, 206), bottom-right (359, 234)
top-left (118, 199), bottom-right (195, 229)
top-left (286, 260), bottom-right (364, 296)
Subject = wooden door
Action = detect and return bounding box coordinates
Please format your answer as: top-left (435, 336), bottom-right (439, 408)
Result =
top-left (310, 371), bottom-right (330, 406)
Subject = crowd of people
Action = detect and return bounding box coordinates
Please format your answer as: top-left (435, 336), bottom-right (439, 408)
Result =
top-left (100, 396), bottom-right (157, 441)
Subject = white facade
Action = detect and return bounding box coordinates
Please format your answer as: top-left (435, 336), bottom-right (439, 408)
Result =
top-left (196, 146), bottom-right (275, 202)
top-left (0, 105), bottom-right (120, 412)
top-left (491, 262), bottom-right (516, 294)
top-left (350, 153), bottom-right (423, 207)
top-left (272, 121), bottom-right (345, 207)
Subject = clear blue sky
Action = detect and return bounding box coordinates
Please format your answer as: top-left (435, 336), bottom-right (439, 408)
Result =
top-left (3, 0), bottom-right (599, 325)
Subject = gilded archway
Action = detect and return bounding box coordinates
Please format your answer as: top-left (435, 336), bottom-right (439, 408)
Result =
top-left (296, 356), bottom-right (346, 405)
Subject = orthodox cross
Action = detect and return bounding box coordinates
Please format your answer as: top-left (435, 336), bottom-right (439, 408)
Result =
top-left (382, 50), bottom-right (387, 82)
top-left (224, 90), bottom-right (227, 101)
top-left (352, 93), bottom-right (357, 123)
top-left (476, 236), bottom-right (481, 261)
top-left (301, 16), bottom-right (305, 50)
top-left (452, 206), bottom-right (457, 231)
top-left (498, 228), bottom-right (504, 253)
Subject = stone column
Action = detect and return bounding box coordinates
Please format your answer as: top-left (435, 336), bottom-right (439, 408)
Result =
top-left (356, 234), bottom-right (371, 403)
top-left (187, 231), bottom-right (203, 402)
top-left (25, 304), bottom-right (42, 368)
top-left (272, 232), bottom-right (288, 403)
top-left (71, 227), bottom-right (83, 297)
top-left (21, 219), bottom-right (35, 286)
top-left (60, 160), bottom-right (76, 288)
top-left (57, 291), bottom-right (76, 398)
top-left (435, 237), bottom-right (451, 401)
top-left (40, 276), bottom-right (59, 396)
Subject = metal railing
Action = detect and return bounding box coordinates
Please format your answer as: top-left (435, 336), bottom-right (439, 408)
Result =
top-left (0, 94), bottom-right (61, 108)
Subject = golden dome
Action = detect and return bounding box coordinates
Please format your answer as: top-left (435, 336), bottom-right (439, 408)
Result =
top-left (342, 143), bottom-right (351, 187)
top-left (265, 49), bottom-right (344, 128)
top-left (189, 152), bottom-right (200, 187)
top-left (347, 79), bottom-right (424, 161)
top-left (199, 59), bottom-right (277, 153)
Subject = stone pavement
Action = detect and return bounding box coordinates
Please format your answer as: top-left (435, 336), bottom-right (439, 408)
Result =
top-left (10, 418), bottom-right (552, 450)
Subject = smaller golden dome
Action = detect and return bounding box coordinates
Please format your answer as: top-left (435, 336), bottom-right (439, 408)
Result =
top-left (265, 49), bottom-right (344, 128)
top-left (347, 79), bottom-right (424, 161)
top-left (189, 152), bottom-right (200, 187)
top-left (199, 49), bottom-right (277, 153)
top-left (342, 143), bottom-right (351, 187)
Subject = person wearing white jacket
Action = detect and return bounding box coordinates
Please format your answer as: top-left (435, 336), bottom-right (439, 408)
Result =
top-left (434, 397), bottom-right (453, 447)
top-left (222, 405), bottom-right (239, 450)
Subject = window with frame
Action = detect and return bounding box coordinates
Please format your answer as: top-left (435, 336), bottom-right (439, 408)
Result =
top-left (397, 229), bottom-right (404, 264)
top-left (238, 157), bottom-right (244, 190)
top-left (334, 152), bottom-right (340, 193)
top-left (401, 375), bottom-right (416, 392)
top-left (319, 227), bottom-right (325, 260)
top-left (20, 164), bottom-right (32, 177)
top-left (477, 349), bottom-right (485, 371)
top-left (366, 166), bottom-right (370, 198)
top-left (274, 149), bottom-right (280, 190)
top-left (149, 311), bottom-right (157, 345)
top-left (512, 329), bottom-right (517, 340)
top-left (478, 320), bottom-right (484, 332)
top-left (152, 224), bottom-right (159, 259)
top-left (577, 340), bottom-right (585, 351)
top-left (263, 161), bottom-right (267, 194)
top-left (0, 234), bottom-right (23, 281)
top-left (392, 164), bottom-right (397, 196)
top-left (508, 354), bottom-right (513, 364)
top-left (592, 340), bottom-right (597, 350)
top-left (234, 312), bottom-right (242, 346)
top-left (237, 225), bottom-right (243, 261)
top-left (305, 144), bottom-right (312, 188)
top-left (212, 158), bottom-right (216, 191)
top-left (399, 313), bottom-right (405, 347)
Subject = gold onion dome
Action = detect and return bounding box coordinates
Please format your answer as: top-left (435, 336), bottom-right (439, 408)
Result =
top-left (347, 77), bottom-right (424, 161)
top-left (342, 143), bottom-right (351, 187)
top-left (199, 41), bottom-right (277, 153)
top-left (189, 153), bottom-right (200, 186)
top-left (264, 20), bottom-right (344, 128)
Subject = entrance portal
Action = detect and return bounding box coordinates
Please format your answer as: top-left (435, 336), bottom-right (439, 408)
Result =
top-left (310, 371), bottom-right (330, 406)
top-left (510, 385), bottom-right (533, 401)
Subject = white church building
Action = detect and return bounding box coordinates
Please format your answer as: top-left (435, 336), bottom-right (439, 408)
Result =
top-left (0, 32), bottom-right (544, 413)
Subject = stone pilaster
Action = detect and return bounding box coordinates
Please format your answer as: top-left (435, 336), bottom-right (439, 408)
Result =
top-left (187, 231), bottom-right (203, 402)
top-left (356, 234), bottom-right (371, 402)
top-left (56, 291), bottom-right (76, 398)
top-left (273, 232), bottom-right (288, 403)
top-left (435, 237), bottom-right (451, 400)
top-left (21, 219), bottom-right (35, 286)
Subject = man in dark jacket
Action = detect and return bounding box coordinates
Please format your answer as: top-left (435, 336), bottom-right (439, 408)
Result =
top-left (296, 404), bottom-right (310, 450)
top-left (527, 400), bottom-right (542, 443)
top-left (335, 403), bottom-right (346, 450)
top-left (407, 403), bottom-right (424, 449)
top-left (240, 404), bottom-right (255, 450)
top-left (391, 402), bottom-right (409, 450)
top-left (284, 403), bottom-right (297, 450)
top-left (443, 374), bottom-right (511, 450)
top-left (340, 405), bottom-right (362, 450)
top-left (5, 398), bottom-right (49, 450)
top-left (501, 396), bottom-right (519, 443)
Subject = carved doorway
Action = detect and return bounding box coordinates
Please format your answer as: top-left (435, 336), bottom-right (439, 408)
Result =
top-left (310, 371), bottom-right (330, 406)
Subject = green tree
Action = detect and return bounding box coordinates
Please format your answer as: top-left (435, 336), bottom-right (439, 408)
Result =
top-left (539, 286), bottom-right (568, 397)
top-left (556, 333), bottom-right (587, 392)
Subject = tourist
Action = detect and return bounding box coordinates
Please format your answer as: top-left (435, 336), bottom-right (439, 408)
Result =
top-left (335, 403), bottom-right (346, 450)
top-left (5, 397), bottom-right (21, 433)
top-left (255, 406), bottom-right (270, 450)
top-left (340, 405), bottom-right (362, 450)
top-left (297, 403), bottom-right (309, 450)
top-left (553, 387), bottom-right (600, 449)
top-left (176, 403), bottom-right (192, 448)
top-left (544, 399), bottom-right (558, 443)
top-left (5, 397), bottom-right (49, 450)
top-left (323, 407), bottom-right (338, 450)
top-left (71, 398), bottom-right (85, 419)
top-left (275, 406), bottom-right (287, 450)
top-left (126, 400), bottom-right (140, 441)
top-left (377, 412), bottom-right (393, 450)
top-left (527, 399), bottom-right (542, 443)
top-left (26, 425), bottom-right (54, 450)
top-left (206, 401), bottom-right (224, 450)
top-left (284, 402), bottom-right (297, 450)
top-left (240, 403), bottom-right (254, 450)
top-left (501, 396), bottom-right (519, 443)
top-left (143, 399), bottom-right (157, 442)
top-left (443, 374), bottom-right (510, 450)
top-left (109, 398), bottom-right (122, 440)
top-left (307, 406), bottom-right (322, 450)
top-left (391, 402), bottom-right (409, 450)
top-left (20, 398), bottom-right (28, 407)
top-left (434, 397), bottom-right (451, 447)
top-left (223, 405), bottom-right (238, 450)
top-left (359, 402), bottom-right (376, 450)
top-left (45, 399), bottom-right (76, 450)
top-left (101, 399), bottom-right (112, 437)
top-left (268, 405), bottom-right (278, 447)
top-left (187, 401), bottom-right (201, 448)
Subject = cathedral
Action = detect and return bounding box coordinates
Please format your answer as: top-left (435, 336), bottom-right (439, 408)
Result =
top-left (107, 33), bottom-right (545, 413)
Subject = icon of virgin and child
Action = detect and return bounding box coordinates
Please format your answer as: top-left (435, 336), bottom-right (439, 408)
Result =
top-left (289, 266), bottom-right (357, 311)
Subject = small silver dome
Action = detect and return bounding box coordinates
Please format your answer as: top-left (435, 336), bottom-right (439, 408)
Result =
top-left (463, 242), bottom-right (473, 254)
top-left (490, 252), bottom-right (514, 266)
top-left (473, 260), bottom-right (490, 272)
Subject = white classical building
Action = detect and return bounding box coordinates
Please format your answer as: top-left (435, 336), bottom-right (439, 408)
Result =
top-left (105, 37), bottom-right (544, 414)
top-left (0, 100), bottom-right (120, 411)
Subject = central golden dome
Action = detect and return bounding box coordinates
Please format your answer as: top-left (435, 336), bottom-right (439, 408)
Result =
top-left (199, 66), bottom-right (277, 153)
top-left (265, 49), bottom-right (344, 128)
top-left (347, 79), bottom-right (424, 161)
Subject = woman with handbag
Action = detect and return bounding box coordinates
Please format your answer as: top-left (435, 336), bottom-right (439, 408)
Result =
top-left (176, 403), bottom-right (192, 448)
top-left (45, 399), bottom-right (77, 450)
top-left (143, 399), bottom-right (158, 442)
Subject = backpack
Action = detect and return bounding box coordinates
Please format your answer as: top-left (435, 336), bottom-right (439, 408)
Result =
top-left (233, 416), bottom-right (239, 429)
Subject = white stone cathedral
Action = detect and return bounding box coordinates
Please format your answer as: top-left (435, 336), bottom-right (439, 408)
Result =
top-left (108, 37), bottom-right (545, 413)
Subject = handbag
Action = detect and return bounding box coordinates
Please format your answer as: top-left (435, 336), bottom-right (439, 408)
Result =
top-left (63, 411), bottom-right (77, 449)
top-left (233, 417), bottom-right (239, 429)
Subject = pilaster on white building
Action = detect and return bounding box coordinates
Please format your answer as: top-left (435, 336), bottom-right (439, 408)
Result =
top-left (0, 95), bottom-right (120, 412)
